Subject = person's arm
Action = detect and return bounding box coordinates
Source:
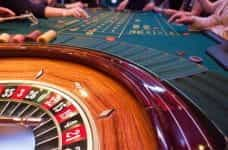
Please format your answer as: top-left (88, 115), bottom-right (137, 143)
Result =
top-left (116, 0), bottom-right (129, 11)
top-left (191, 0), bottom-right (203, 16)
top-left (190, 15), bottom-right (217, 29)
top-left (173, 14), bottom-right (224, 30)
top-left (211, 15), bottom-right (228, 27)
top-left (65, 2), bottom-right (84, 9)
top-left (159, 0), bottom-right (169, 9)
top-left (44, 7), bottom-right (65, 17)
top-left (44, 6), bottom-right (89, 18)
top-left (197, 0), bottom-right (215, 14)
top-left (0, 7), bottom-right (15, 17)
top-left (143, 2), bottom-right (155, 11)
top-left (166, 0), bottom-right (203, 20)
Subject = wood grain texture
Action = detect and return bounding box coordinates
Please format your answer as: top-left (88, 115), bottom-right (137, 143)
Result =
top-left (0, 57), bottom-right (158, 150)
top-left (0, 44), bottom-right (222, 150)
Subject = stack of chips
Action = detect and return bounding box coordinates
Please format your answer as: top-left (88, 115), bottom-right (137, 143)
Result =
top-left (0, 29), bottom-right (57, 44)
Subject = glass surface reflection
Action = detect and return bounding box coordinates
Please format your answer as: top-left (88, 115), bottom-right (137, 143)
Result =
top-left (0, 124), bottom-right (35, 150)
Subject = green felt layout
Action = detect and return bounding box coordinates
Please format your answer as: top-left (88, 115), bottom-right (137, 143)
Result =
top-left (168, 72), bottom-right (228, 137)
top-left (0, 8), bottom-right (226, 76)
top-left (58, 35), bottom-right (207, 80)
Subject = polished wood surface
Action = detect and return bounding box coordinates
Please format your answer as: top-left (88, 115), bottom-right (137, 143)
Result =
top-left (0, 44), bottom-right (224, 150)
top-left (0, 57), bottom-right (158, 150)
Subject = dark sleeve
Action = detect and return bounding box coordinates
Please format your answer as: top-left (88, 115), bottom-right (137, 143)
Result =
top-left (29, 2), bottom-right (46, 18)
top-left (168, 0), bottom-right (184, 9)
top-left (154, 0), bottom-right (165, 6)
top-left (127, 0), bottom-right (150, 10)
top-left (0, 0), bottom-right (47, 18)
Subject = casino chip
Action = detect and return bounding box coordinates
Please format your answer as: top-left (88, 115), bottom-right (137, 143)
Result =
top-left (57, 20), bottom-right (65, 24)
top-left (11, 34), bottom-right (25, 43)
top-left (133, 25), bottom-right (140, 30)
top-left (189, 56), bottom-right (203, 63)
top-left (135, 19), bottom-right (141, 23)
top-left (176, 51), bottom-right (185, 56)
top-left (105, 36), bottom-right (116, 42)
top-left (69, 28), bottom-right (79, 32)
top-left (183, 32), bottom-right (190, 36)
top-left (143, 25), bottom-right (150, 30)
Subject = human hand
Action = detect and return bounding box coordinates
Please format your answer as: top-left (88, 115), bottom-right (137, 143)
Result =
top-left (64, 7), bottom-right (89, 19)
top-left (153, 7), bottom-right (164, 13)
top-left (189, 16), bottom-right (218, 31)
top-left (163, 9), bottom-right (178, 16)
top-left (168, 11), bottom-right (193, 24)
top-left (0, 7), bottom-right (15, 17)
top-left (116, 0), bottom-right (129, 11)
top-left (174, 15), bottom-right (194, 24)
top-left (143, 2), bottom-right (155, 11)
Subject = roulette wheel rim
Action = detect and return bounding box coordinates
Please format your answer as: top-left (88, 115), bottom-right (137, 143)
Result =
top-left (0, 43), bottom-right (163, 149)
top-left (0, 43), bottom-right (225, 150)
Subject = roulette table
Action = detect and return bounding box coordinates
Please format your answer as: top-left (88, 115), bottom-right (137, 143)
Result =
top-left (0, 8), bottom-right (227, 149)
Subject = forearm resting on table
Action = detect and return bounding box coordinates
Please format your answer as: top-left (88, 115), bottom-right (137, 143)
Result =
top-left (214, 15), bottom-right (228, 26)
top-left (44, 7), bottom-right (66, 17)
top-left (191, 15), bottom-right (228, 30)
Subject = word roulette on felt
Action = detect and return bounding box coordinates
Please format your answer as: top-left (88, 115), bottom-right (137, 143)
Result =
top-left (0, 7), bottom-right (228, 150)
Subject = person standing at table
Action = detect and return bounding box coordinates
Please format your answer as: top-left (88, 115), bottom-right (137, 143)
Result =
top-left (168, 0), bottom-right (228, 39)
top-left (115, 0), bottom-right (196, 12)
top-left (0, 0), bottom-right (88, 18)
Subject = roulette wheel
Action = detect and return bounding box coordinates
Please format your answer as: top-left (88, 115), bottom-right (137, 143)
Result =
top-left (0, 44), bottom-right (225, 150)
top-left (0, 81), bottom-right (94, 150)
top-left (0, 44), bottom-right (159, 150)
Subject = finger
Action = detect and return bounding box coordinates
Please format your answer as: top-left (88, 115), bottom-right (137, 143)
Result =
top-left (77, 2), bottom-right (84, 8)
top-left (7, 9), bottom-right (15, 16)
top-left (116, 6), bottom-right (123, 11)
top-left (168, 14), bottom-right (178, 23)
top-left (116, 2), bottom-right (127, 11)
top-left (72, 9), bottom-right (81, 18)
top-left (116, 5), bottom-right (124, 11)
top-left (143, 6), bottom-right (147, 11)
top-left (77, 8), bottom-right (89, 19)
top-left (168, 13), bottom-right (182, 23)
top-left (153, 7), bottom-right (163, 13)
top-left (143, 6), bottom-right (153, 11)
top-left (0, 7), bottom-right (15, 16)
top-left (121, 4), bottom-right (127, 10)
top-left (176, 18), bottom-right (186, 24)
top-left (143, 3), bottom-right (155, 11)
top-left (176, 16), bottom-right (193, 24)
top-left (73, 8), bottom-right (83, 18)
top-left (163, 9), bottom-right (177, 16)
